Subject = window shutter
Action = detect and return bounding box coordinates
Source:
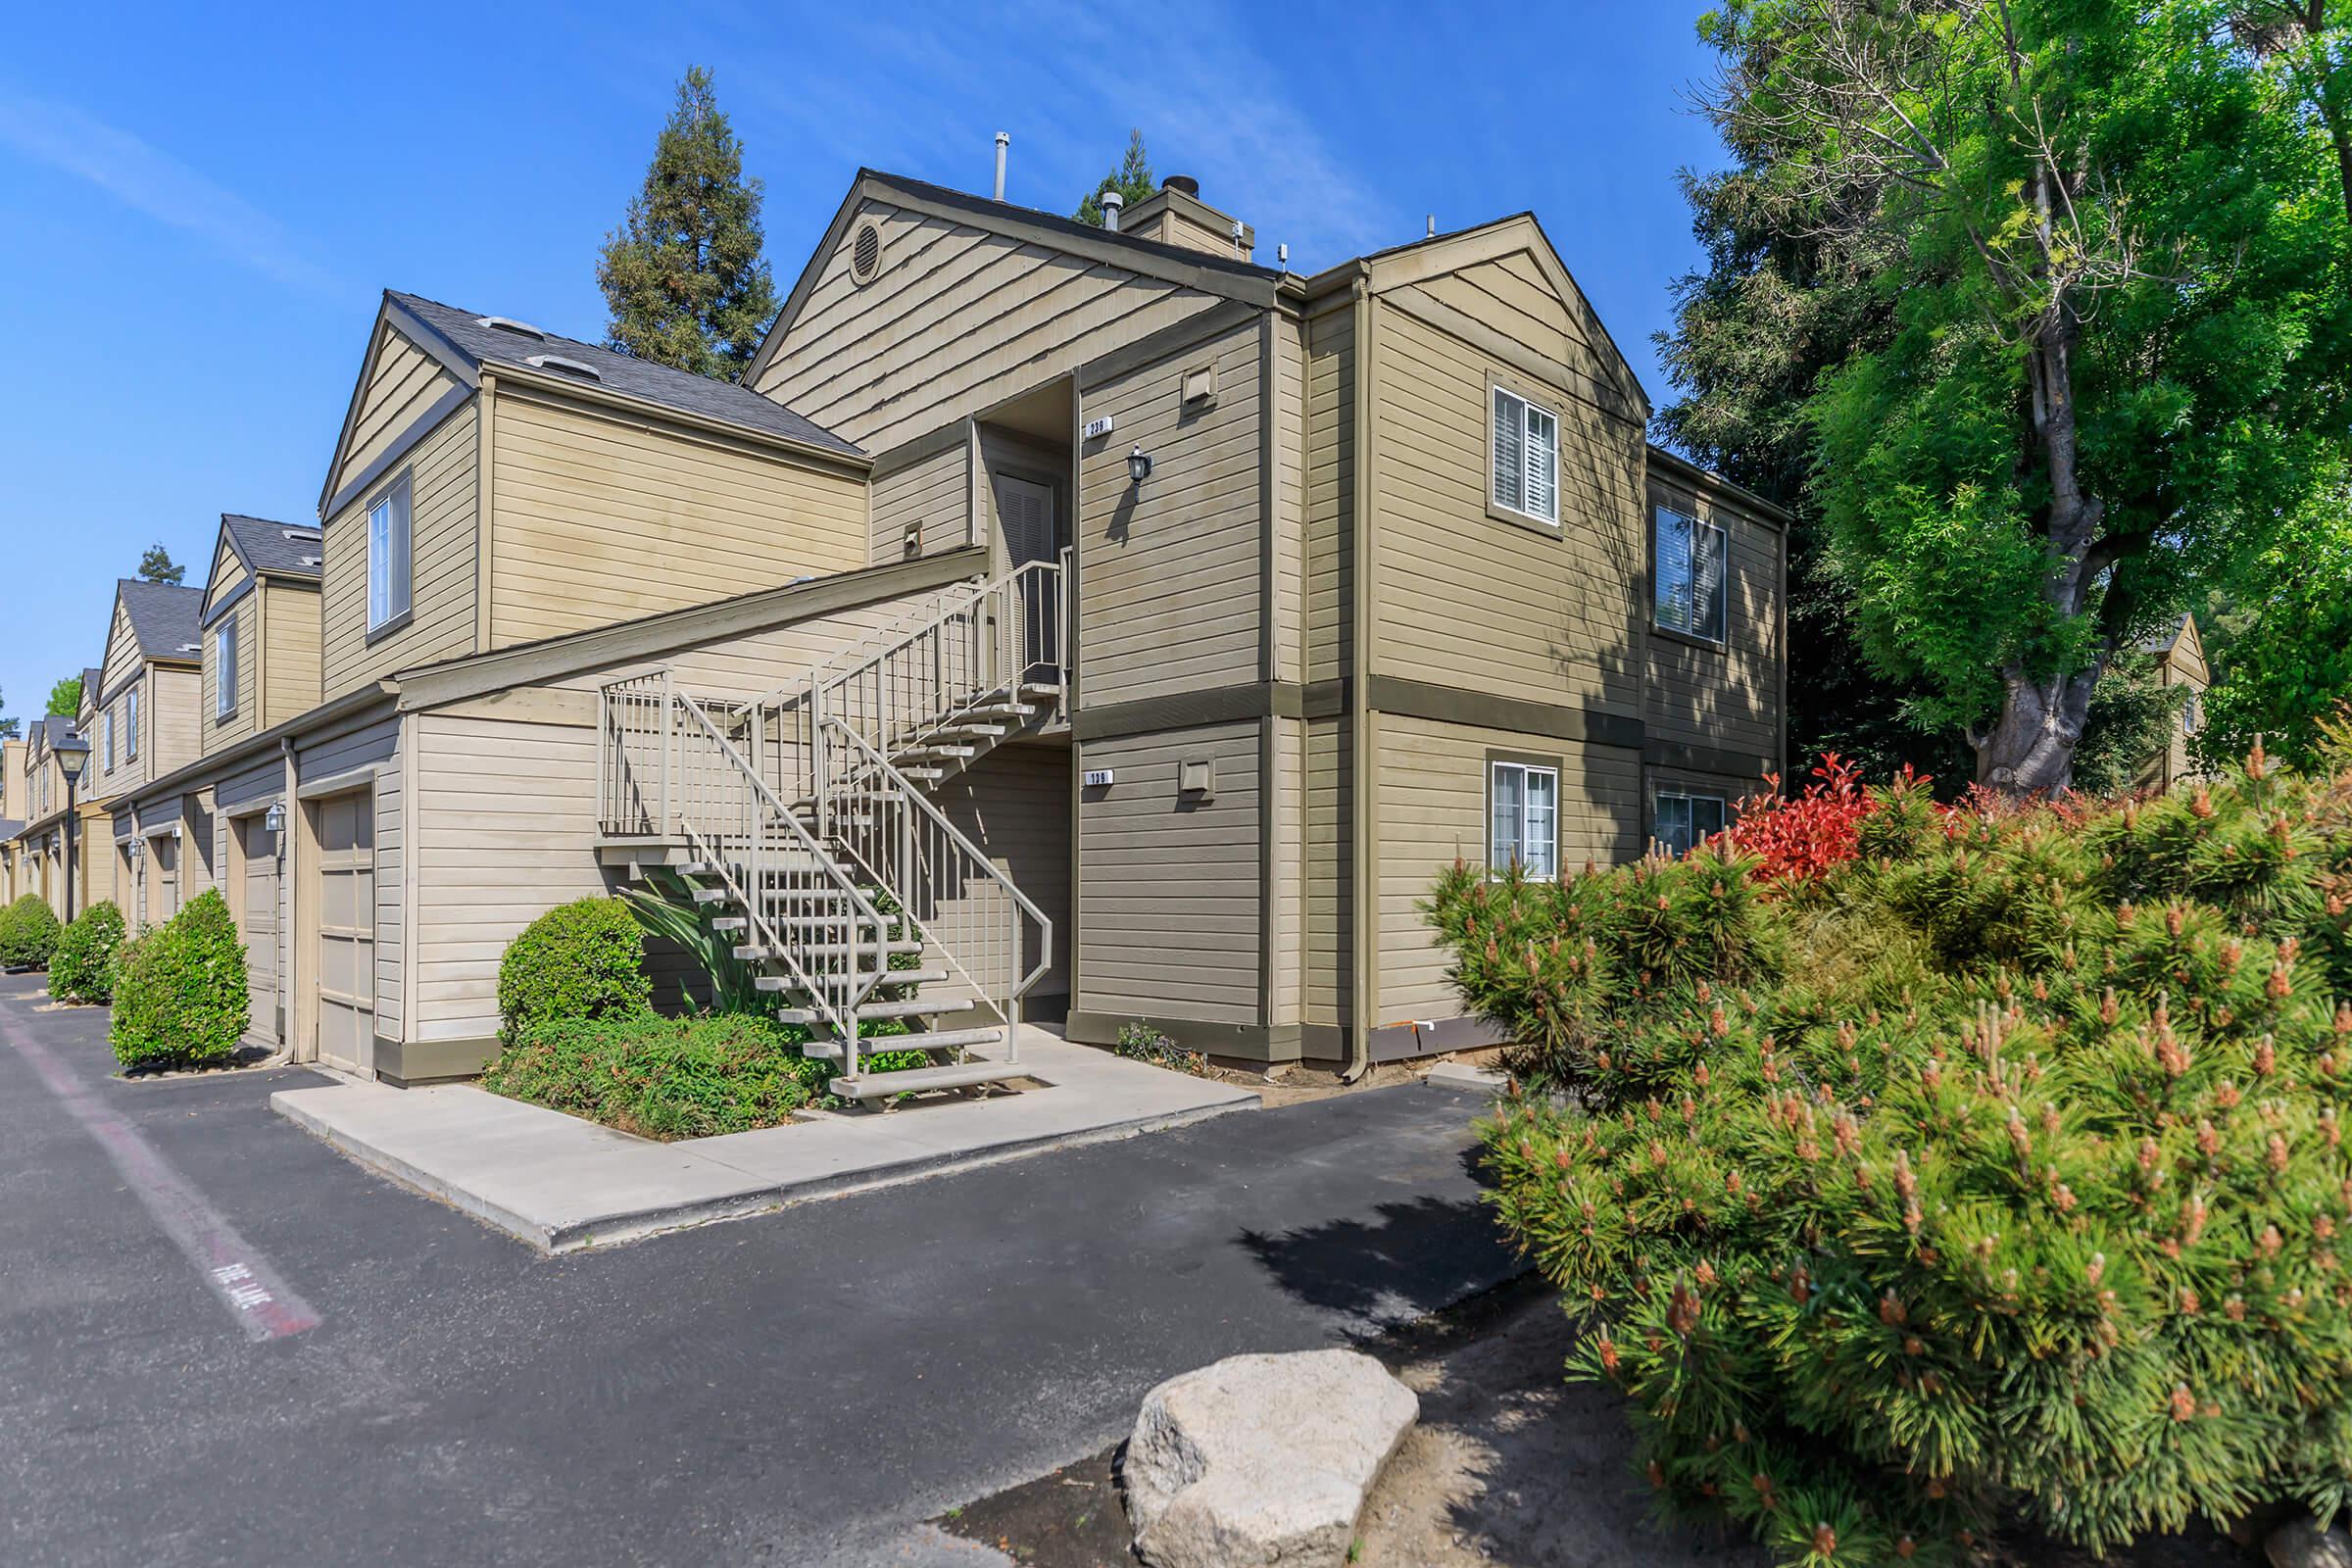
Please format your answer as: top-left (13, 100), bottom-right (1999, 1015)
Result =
top-left (1492, 389), bottom-right (1523, 514)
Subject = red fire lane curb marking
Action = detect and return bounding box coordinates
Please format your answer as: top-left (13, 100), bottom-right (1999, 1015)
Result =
top-left (4, 1021), bottom-right (320, 1343)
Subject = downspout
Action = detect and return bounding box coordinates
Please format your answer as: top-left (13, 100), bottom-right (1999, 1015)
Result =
top-left (1345, 269), bottom-right (1376, 1083)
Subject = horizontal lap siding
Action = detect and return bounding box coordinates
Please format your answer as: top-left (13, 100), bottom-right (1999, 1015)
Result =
top-left (215, 758), bottom-right (284, 1041)
top-left (203, 599), bottom-right (260, 753)
top-left (95, 604), bottom-right (146, 799)
top-left (1272, 318), bottom-right (1305, 684)
top-left (755, 200), bottom-right (1230, 453)
top-left (1075, 320), bottom-right (1262, 708)
top-left (151, 666), bottom-right (202, 781)
top-left (1376, 712), bottom-right (1642, 1021)
top-left (1272, 716), bottom-right (1302, 1026)
top-left (337, 327), bottom-right (464, 497)
top-left (411, 714), bottom-right (607, 1042)
top-left (487, 388), bottom-right (868, 647)
top-left (1076, 723), bottom-right (1261, 1025)
top-left (321, 402), bottom-right (478, 702)
top-left (870, 442), bottom-right (966, 564)
top-left (296, 717), bottom-right (401, 1036)
top-left (1368, 299), bottom-right (1643, 713)
top-left (925, 742), bottom-right (1071, 1008)
top-left (1304, 715), bottom-right (1349, 1028)
top-left (1304, 309), bottom-right (1352, 687)
top-left (1642, 474), bottom-right (1783, 762)
top-left (262, 582), bottom-right (322, 728)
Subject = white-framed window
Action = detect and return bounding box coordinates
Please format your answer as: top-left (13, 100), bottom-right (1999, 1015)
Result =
top-left (2182, 691), bottom-right (2201, 735)
top-left (216, 617), bottom-right (238, 716)
top-left (1491, 386), bottom-right (1560, 526)
top-left (1489, 759), bottom-right (1560, 877)
top-left (1655, 790), bottom-right (1728, 858)
top-left (101, 708), bottom-right (113, 773)
top-left (1654, 507), bottom-right (1730, 643)
top-left (367, 472), bottom-right (414, 633)
top-left (125, 686), bottom-right (139, 760)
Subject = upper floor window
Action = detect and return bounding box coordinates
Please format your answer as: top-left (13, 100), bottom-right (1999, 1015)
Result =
top-left (125, 686), bottom-right (139, 760)
top-left (1491, 386), bottom-right (1559, 526)
top-left (101, 708), bottom-right (113, 773)
top-left (368, 472), bottom-right (414, 634)
top-left (2182, 691), bottom-right (2202, 735)
top-left (216, 616), bottom-right (238, 717)
top-left (1654, 507), bottom-right (1729, 644)
top-left (1490, 759), bottom-right (1559, 878)
top-left (1655, 790), bottom-right (1727, 858)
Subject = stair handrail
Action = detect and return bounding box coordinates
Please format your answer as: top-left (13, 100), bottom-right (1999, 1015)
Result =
top-left (816, 716), bottom-right (1053, 1061)
top-left (598, 667), bottom-right (889, 1048)
top-left (728, 571), bottom-right (994, 723)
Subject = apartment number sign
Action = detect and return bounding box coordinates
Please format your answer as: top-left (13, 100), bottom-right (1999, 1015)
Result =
top-left (1082, 416), bottom-right (1115, 440)
top-left (1082, 769), bottom-right (1115, 787)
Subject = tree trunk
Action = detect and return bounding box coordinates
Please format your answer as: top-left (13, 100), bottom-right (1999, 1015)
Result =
top-left (1975, 664), bottom-right (2104, 792)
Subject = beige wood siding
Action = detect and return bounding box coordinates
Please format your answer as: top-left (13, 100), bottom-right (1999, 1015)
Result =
top-left (869, 441), bottom-right (968, 564)
top-left (1304, 713), bottom-right (1350, 1028)
top-left (1376, 711), bottom-right (1642, 1020)
top-left (755, 198), bottom-right (1233, 453)
top-left (295, 716), bottom-right (401, 1037)
top-left (1303, 307), bottom-right (1354, 687)
top-left (202, 599), bottom-right (261, 753)
top-left (926, 740), bottom-right (1071, 1008)
top-left (1076, 721), bottom-right (1261, 1025)
top-left (151, 665), bottom-right (201, 781)
top-left (98, 599), bottom-right (142, 707)
top-left (217, 756), bottom-right (288, 1048)
top-left (1074, 319), bottom-right (1263, 708)
top-left (207, 543), bottom-right (248, 608)
top-left (262, 581), bottom-right (323, 728)
top-left (321, 402), bottom-right (478, 701)
top-left (485, 384), bottom-right (869, 648)
top-left (1271, 714), bottom-right (1303, 1026)
top-left (330, 324), bottom-right (466, 503)
top-left (1367, 293), bottom-right (1644, 714)
top-left (1271, 317), bottom-right (1306, 684)
top-left (410, 711), bottom-right (607, 1042)
top-left (1642, 472), bottom-right (1783, 763)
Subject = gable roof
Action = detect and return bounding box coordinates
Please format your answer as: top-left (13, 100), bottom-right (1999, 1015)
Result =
top-left (386, 291), bottom-right (860, 459)
top-left (116, 579), bottom-right (203, 665)
top-left (221, 513), bottom-right (324, 581)
top-left (751, 169), bottom-right (1287, 385)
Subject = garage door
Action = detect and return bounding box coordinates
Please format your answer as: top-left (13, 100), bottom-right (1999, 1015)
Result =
top-left (240, 815), bottom-right (281, 1047)
top-left (315, 791), bottom-right (373, 1072)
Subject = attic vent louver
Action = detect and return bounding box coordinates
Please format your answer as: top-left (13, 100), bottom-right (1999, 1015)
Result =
top-left (475, 315), bottom-right (546, 339)
top-left (850, 220), bottom-right (884, 285)
top-left (526, 354), bottom-right (602, 382)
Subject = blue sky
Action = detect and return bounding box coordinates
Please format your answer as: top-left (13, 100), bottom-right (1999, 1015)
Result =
top-left (0, 0), bottom-right (1733, 733)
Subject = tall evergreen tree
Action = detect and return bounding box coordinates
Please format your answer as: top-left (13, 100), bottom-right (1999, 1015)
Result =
top-left (137, 543), bottom-right (182, 585)
top-left (597, 67), bottom-right (779, 380)
top-left (1073, 130), bottom-right (1156, 226)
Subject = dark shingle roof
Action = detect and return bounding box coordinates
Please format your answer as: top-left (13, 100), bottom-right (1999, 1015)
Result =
top-left (863, 169), bottom-right (1283, 283)
top-left (222, 513), bottom-right (322, 580)
top-left (29, 714), bottom-right (77, 751)
top-left (388, 292), bottom-right (861, 458)
top-left (118, 579), bottom-right (204, 663)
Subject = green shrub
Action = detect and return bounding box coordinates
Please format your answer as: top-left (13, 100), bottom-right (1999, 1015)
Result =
top-left (496, 897), bottom-right (653, 1042)
top-left (1432, 746), bottom-right (2352, 1564)
top-left (483, 1012), bottom-right (835, 1139)
top-left (109, 889), bottom-right (250, 1072)
top-left (0, 894), bottom-right (60, 969)
top-left (1114, 1020), bottom-right (1206, 1076)
top-left (47, 901), bottom-right (125, 1004)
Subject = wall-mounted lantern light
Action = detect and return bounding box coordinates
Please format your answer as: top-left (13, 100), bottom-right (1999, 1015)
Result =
top-left (264, 802), bottom-right (287, 836)
top-left (1127, 445), bottom-right (1154, 485)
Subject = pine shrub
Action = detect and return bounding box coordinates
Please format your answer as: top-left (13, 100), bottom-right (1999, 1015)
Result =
top-left (47, 901), bottom-right (125, 1004)
top-left (109, 889), bottom-right (250, 1071)
top-left (1432, 743), bottom-right (2352, 1563)
top-left (0, 894), bottom-right (61, 969)
top-left (496, 898), bottom-right (654, 1042)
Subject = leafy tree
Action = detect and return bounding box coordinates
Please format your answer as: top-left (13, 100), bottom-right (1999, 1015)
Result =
top-left (0, 717), bottom-right (17, 740)
top-left (45, 676), bottom-right (80, 717)
top-left (2069, 650), bottom-right (2187, 797)
top-left (596, 66), bottom-right (779, 380)
top-left (1695, 0), bottom-right (2348, 792)
top-left (136, 543), bottom-right (182, 585)
top-left (1073, 129), bottom-right (1156, 226)
top-left (2197, 480), bottom-right (2352, 768)
top-left (2232, 1), bottom-right (2352, 224)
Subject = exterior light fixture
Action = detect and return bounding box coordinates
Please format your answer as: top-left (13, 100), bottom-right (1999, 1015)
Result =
top-left (1127, 446), bottom-right (1153, 485)
top-left (264, 802), bottom-right (287, 835)
top-left (55, 737), bottom-right (89, 922)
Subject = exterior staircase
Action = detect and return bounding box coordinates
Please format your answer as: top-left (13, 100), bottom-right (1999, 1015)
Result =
top-left (595, 559), bottom-right (1066, 1102)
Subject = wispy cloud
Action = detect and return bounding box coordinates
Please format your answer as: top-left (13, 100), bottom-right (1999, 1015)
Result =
top-left (0, 89), bottom-right (341, 296)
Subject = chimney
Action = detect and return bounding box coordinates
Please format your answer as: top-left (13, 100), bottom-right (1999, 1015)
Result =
top-left (1163, 173), bottom-right (1200, 198)
top-left (993, 131), bottom-right (1009, 201)
top-left (1119, 175), bottom-right (1254, 262)
top-left (1101, 188), bottom-right (1123, 231)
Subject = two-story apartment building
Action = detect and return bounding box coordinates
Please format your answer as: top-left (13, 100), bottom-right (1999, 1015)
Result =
top-left (14, 711), bottom-right (105, 920)
top-left (115, 164), bottom-right (1785, 1092)
top-left (76, 579), bottom-right (203, 927)
top-left (0, 734), bottom-right (26, 903)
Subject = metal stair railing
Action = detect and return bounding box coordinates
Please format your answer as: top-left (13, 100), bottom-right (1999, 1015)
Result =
top-left (816, 718), bottom-right (1053, 1070)
top-left (597, 667), bottom-right (887, 1054)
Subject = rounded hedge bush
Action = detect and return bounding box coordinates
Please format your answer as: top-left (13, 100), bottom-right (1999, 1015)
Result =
top-left (48, 901), bottom-right (125, 1004)
top-left (497, 897), bottom-right (652, 1042)
top-left (110, 889), bottom-right (251, 1072)
top-left (0, 894), bottom-right (61, 969)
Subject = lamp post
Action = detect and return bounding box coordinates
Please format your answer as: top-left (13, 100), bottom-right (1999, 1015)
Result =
top-left (55, 736), bottom-right (89, 924)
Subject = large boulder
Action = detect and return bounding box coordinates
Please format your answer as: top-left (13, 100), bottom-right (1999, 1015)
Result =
top-left (1121, 1348), bottom-right (1418, 1568)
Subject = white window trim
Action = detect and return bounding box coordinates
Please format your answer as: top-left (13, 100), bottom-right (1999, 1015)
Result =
top-left (1488, 758), bottom-right (1561, 878)
top-left (1489, 382), bottom-right (1561, 529)
top-left (216, 617), bottom-right (238, 717)
top-left (1654, 789), bottom-right (1729, 858)
top-left (1653, 506), bottom-right (1731, 645)
top-left (366, 470), bottom-right (415, 637)
top-left (125, 686), bottom-right (139, 761)
top-left (101, 708), bottom-right (114, 773)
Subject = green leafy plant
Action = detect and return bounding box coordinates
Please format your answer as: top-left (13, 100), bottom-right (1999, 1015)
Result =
top-left (1432, 741), bottom-right (2352, 1563)
top-left (47, 901), bottom-right (124, 1004)
top-left (1113, 1019), bottom-right (1206, 1077)
top-left (496, 897), bottom-right (654, 1043)
top-left (109, 889), bottom-right (249, 1072)
top-left (620, 871), bottom-right (765, 1014)
top-left (482, 1011), bottom-right (822, 1139)
top-left (0, 894), bottom-right (61, 969)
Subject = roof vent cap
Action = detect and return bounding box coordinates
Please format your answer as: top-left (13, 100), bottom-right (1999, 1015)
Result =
top-left (1163, 174), bottom-right (1200, 198)
top-left (1101, 189), bottom-right (1123, 231)
top-left (476, 315), bottom-right (546, 340)
top-left (525, 354), bottom-right (602, 382)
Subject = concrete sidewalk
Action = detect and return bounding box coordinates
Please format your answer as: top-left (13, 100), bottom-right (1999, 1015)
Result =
top-left (271, 1029), bottom-right (1257, 1251)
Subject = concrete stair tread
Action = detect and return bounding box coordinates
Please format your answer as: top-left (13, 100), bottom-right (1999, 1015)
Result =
top-left (756, 968), bottom-right (948, 993)
top-left (829, 1058), bottom-right (1023, 1100)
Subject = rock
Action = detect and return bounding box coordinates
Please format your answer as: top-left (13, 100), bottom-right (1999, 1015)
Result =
top-left (1121, 1348), bottom-right (1419, 1568)
top-left (2271, 1519), bottom-right (2352, 1568)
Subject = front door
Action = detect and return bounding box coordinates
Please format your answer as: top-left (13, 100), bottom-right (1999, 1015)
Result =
top-left (314, 790), bottom-right (374, 1073)
top-left (150, 835), bottom-right (177, 925)
top-left (993, 473), bottom-right (1058, 676)
top-left (240, 815), bottom-right (281, 1048)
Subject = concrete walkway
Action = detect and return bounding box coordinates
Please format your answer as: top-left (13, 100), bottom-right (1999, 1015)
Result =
top-left (271, 1028), bottom-right (1257, 1251)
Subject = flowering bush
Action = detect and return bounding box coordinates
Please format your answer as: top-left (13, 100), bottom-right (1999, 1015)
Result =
top-left (1428, 741), bottom-right (2352, 1563)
